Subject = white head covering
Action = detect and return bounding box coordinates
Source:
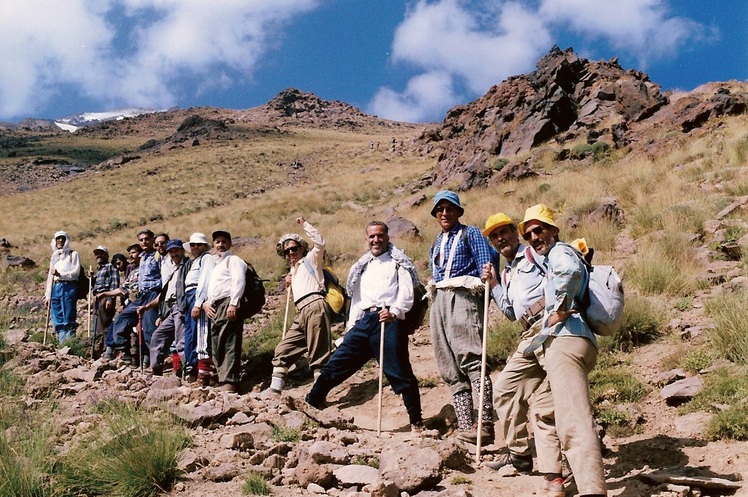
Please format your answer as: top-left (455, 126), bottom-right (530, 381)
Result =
top-left (51, 230), bottom-right (71, 255)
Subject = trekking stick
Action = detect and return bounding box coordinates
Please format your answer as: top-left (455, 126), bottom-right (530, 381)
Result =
top-left (282, 285), bottom-right (291, 340)
top-left (90, 299), bottom-right (98, 359)
top-left (43, 297), bottom-right (51, 346)
top-left (137, 315), bottom-right (144, 374)
top-left (476, 279), bottom-right (490, 464)
top-left (377, 319), bottom-right (385, 437)
top-left (87, 266), bottom-right (93, 338)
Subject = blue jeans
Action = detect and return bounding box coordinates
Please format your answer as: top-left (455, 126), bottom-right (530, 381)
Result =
top-left (307, 310), bottom-right (422, 424)
top-left (51, 281), bottom-right (77, 344)
top-left (112, 288), bottom-right (159, 357)
top-left (183, 288), bottom-right (197, 370)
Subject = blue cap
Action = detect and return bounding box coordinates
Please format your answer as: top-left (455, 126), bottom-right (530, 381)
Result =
top-left (431, 190), bottom-right (464, 217)
top-left (166, 239), bottom-right (184, 252)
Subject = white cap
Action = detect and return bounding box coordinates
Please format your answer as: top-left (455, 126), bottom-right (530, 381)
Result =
top-left (183, 232), bottom-right (209, 251)
top-left (93, 245), bottom-right (109, 255)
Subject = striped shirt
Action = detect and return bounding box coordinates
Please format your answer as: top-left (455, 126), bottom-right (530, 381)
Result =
top-left (138, 250), bottom-right (162, 293)
top-left (93, 262), bottom-right (120, 295)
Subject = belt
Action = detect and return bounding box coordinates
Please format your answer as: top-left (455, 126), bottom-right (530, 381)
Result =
top-left (365, 306), bottom-right (388, 313)
top-left (294, 292), bottom-right (324, 308)
top-left (519, 297), bottom-right (545, 331)
top-left (185, 285), bottom-right (197, 291)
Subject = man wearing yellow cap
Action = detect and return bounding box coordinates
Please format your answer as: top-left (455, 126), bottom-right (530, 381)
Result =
top-left (428, 190), bottom-right (499, 445)
top-left (518, 204), bottom-right (606, 497)
top-left (481, 213), bottom-right (566, 495)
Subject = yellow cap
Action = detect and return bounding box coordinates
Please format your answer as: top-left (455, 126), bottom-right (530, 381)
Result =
top-left (518, 204), bottom-right (558, 234)
top-left (482, 212), bottom-right (514, 236)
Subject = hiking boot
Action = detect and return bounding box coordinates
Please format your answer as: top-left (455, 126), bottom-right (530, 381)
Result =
top-left (150, 364), bottom-right (163, 376)
top-left (141, 355), bottom-right (150, 369)
top-left (542, 477), bottom-right (566, 497)
top-left (484, 452), bottom-right (533, 473)
top-left (218, 382), bottom-right (237, 393)
top-left (261, 375), bottom-right (284, 396)
top-left (304, 392), bottom-right (326, 410)
top-left (102, 347), bottom-right (113, 361)
top-left (119, 353), bottom-right (132, 366)
top-left (456, 424), bottom-right (494, 445)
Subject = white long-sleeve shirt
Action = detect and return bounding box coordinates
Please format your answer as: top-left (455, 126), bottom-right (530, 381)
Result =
top-left (45, 250), bottom-right (81, 300)
top-left (347, 252), bottom-right (413, 330)
top-left (206, 251), bottom-right (247, 306)
top-left (289, 221), bottom-right (325, 303)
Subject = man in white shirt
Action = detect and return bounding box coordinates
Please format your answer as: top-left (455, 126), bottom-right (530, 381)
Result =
top-left (305, 221), bottom-right (425, 432)
top-left (202, 230), bottom-right (247, 393)
top-left (183, 233), bottom-right (216, 384)
top-left (266, 216), bottom-right (332, 394)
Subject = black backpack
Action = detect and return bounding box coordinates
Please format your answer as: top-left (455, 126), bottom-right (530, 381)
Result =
top-left (396, 263), bottom-right (429, 335)
top-left (75, 266), bottom-right (91, 300)
top-left (237, 261), bottom-right (266, 320)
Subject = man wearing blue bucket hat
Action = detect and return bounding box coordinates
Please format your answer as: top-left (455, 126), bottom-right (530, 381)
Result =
top-left (428, 190), bottom-right (499, 445)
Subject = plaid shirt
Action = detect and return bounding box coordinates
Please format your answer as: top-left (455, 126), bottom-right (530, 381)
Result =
top-left (93, 262), bottom-right (120, 294)
top-left (430, 222), bottom-right (498, 282)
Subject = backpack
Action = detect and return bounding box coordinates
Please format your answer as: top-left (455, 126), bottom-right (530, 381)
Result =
top-left (571, 244), bottom-right (624, 337)
top-left (398, 265), bottom-right (428, 335)
top-left (237, 260), bottom-right (266, 321)
top-left (75, 265), bottom-right (91, 300)
top-left (303, 259), bottom-right (350, 323)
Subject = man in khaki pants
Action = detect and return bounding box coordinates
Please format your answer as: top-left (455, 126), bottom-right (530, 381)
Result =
top-left (481, 212), bottom-right (565, 496)
top-left (519, 204), bottom-right (606, 497)
top-left (265, 216), bottom-right (332, 395)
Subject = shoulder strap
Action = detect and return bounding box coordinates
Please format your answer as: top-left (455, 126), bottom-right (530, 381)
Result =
top-left (524, 246), bottom-right (546, 277)
top-left (302, 258), bottom-right (325, 291)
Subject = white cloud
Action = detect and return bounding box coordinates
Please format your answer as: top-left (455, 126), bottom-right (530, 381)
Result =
top-left (0, 0), bottom-right (318, 119)
top-left (370, 0), bottom-right (705, 122)
top-left (369, 71), bottom-right (456, 123)
top-left (538, 0), bottom-right (704, 65)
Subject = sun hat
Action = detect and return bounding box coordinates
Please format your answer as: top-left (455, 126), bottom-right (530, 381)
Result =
top-left (93, 245), bottom-right (109, 256)
top-left (517, 204), bottom-right (558, 234)
top-left (430, 190), bottom-right (464, 217)
top-left (183, 232), bottom-right (209, 251)
top-left (276, 234), bottom-right (309, 258)
top-left (126, 243), bottom-right (141, 253)
top-left (482, 213), bottom-right (515, 236)
top-left (212, 230), bottom-right (232, 241)
top-left (166, 239), bottom-right (184, 252)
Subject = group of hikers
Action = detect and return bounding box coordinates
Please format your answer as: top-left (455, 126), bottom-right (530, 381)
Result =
top-left (44, 189), bottom-right (607, 497)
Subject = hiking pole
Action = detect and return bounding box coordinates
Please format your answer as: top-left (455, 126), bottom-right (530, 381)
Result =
top-left (137, 315), bottom-right (144, 374)
top-left (377, 318), bottom-right (385, 437)
top-left (476, 279), bottom-right (490, 464)
top-left (90, 299), bottom-right (99, 359)
top-left (43, 297), bottom-right (51, 346)
top-left (87, 266), bottom-right (93, 338)
top-left (282, 285), bottom-right (291, 340)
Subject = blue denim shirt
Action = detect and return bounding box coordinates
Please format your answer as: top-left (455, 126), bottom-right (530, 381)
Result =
top-left (543, 242), bottom-right (596, 347)
top-left (138, 250), bottom-right (162, 293)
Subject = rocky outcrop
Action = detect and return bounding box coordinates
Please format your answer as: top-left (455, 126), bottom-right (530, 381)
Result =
top-left (428, 46), bottom-right (747, 190)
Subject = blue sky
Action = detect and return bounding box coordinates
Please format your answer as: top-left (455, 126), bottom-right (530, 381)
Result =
top-left (0, 0), bottom-right (745, 123)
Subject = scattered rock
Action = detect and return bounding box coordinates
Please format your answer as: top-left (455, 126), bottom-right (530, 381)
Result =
top-left (661, 377), bottom-right (704, 405)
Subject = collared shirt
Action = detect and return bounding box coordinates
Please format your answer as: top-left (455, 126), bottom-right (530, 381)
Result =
top-left (138, 250), bottom-right (162, 293)
top-left (290, 221), bottom-right (325, 302)
top-left (347, 251), bottom-right (414, 329)
top-left (430, 222), bottom-right (498, 283)
top-left (206, 250), bottom-right (247, 306)
top-left (193, 252), bottom-right (217, 308)
top-left (490, 244), bottom-right (546, 321)
top-left (161, 257), bottom-right (178, 286)
top-left (93, 262), bottom-right (120, 295)
top-left (163, 258), bottom-right (185, 302)
top-left (543, 242), bottom-right (596, 345)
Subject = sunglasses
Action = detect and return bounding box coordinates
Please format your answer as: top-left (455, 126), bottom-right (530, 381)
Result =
top-left (154, 241), bottom-right (167, 246)
top-left (522, 225), bottom-right (545, 241)
top-left (434, 205), bottom-right (456, 214)
top-left (283, 246), bottom-right (300, 255)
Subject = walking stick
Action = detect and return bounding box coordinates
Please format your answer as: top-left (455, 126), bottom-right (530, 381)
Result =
top-left (137, 315), bottom-right (144, 374)
top-left (90, 299), bottom-right (99, 359)
top-left (377, 319), bottom-right (385, 437)
top-left (476, 280), bottom-right (491, 464)
top-left (43, 297), bottom-right (51, 346)
top-left (87, 266), bottom-right (93, 338)
top-left (282, 285), bottom-right (291, 340)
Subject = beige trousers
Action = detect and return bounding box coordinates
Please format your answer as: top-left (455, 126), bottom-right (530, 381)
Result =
top-left (493, 322), bottom-right (561, 473)
top-left (544, 335), bottom-right (606, 495)
top-left (272, 297), bottom-right (332, 377)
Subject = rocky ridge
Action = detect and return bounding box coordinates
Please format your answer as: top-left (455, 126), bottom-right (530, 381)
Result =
top-left (427, 46), bottom-right (747, 190)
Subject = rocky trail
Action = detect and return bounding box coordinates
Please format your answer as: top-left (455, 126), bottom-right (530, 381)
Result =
top-left (4, 287), bottom-right (747, 497)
